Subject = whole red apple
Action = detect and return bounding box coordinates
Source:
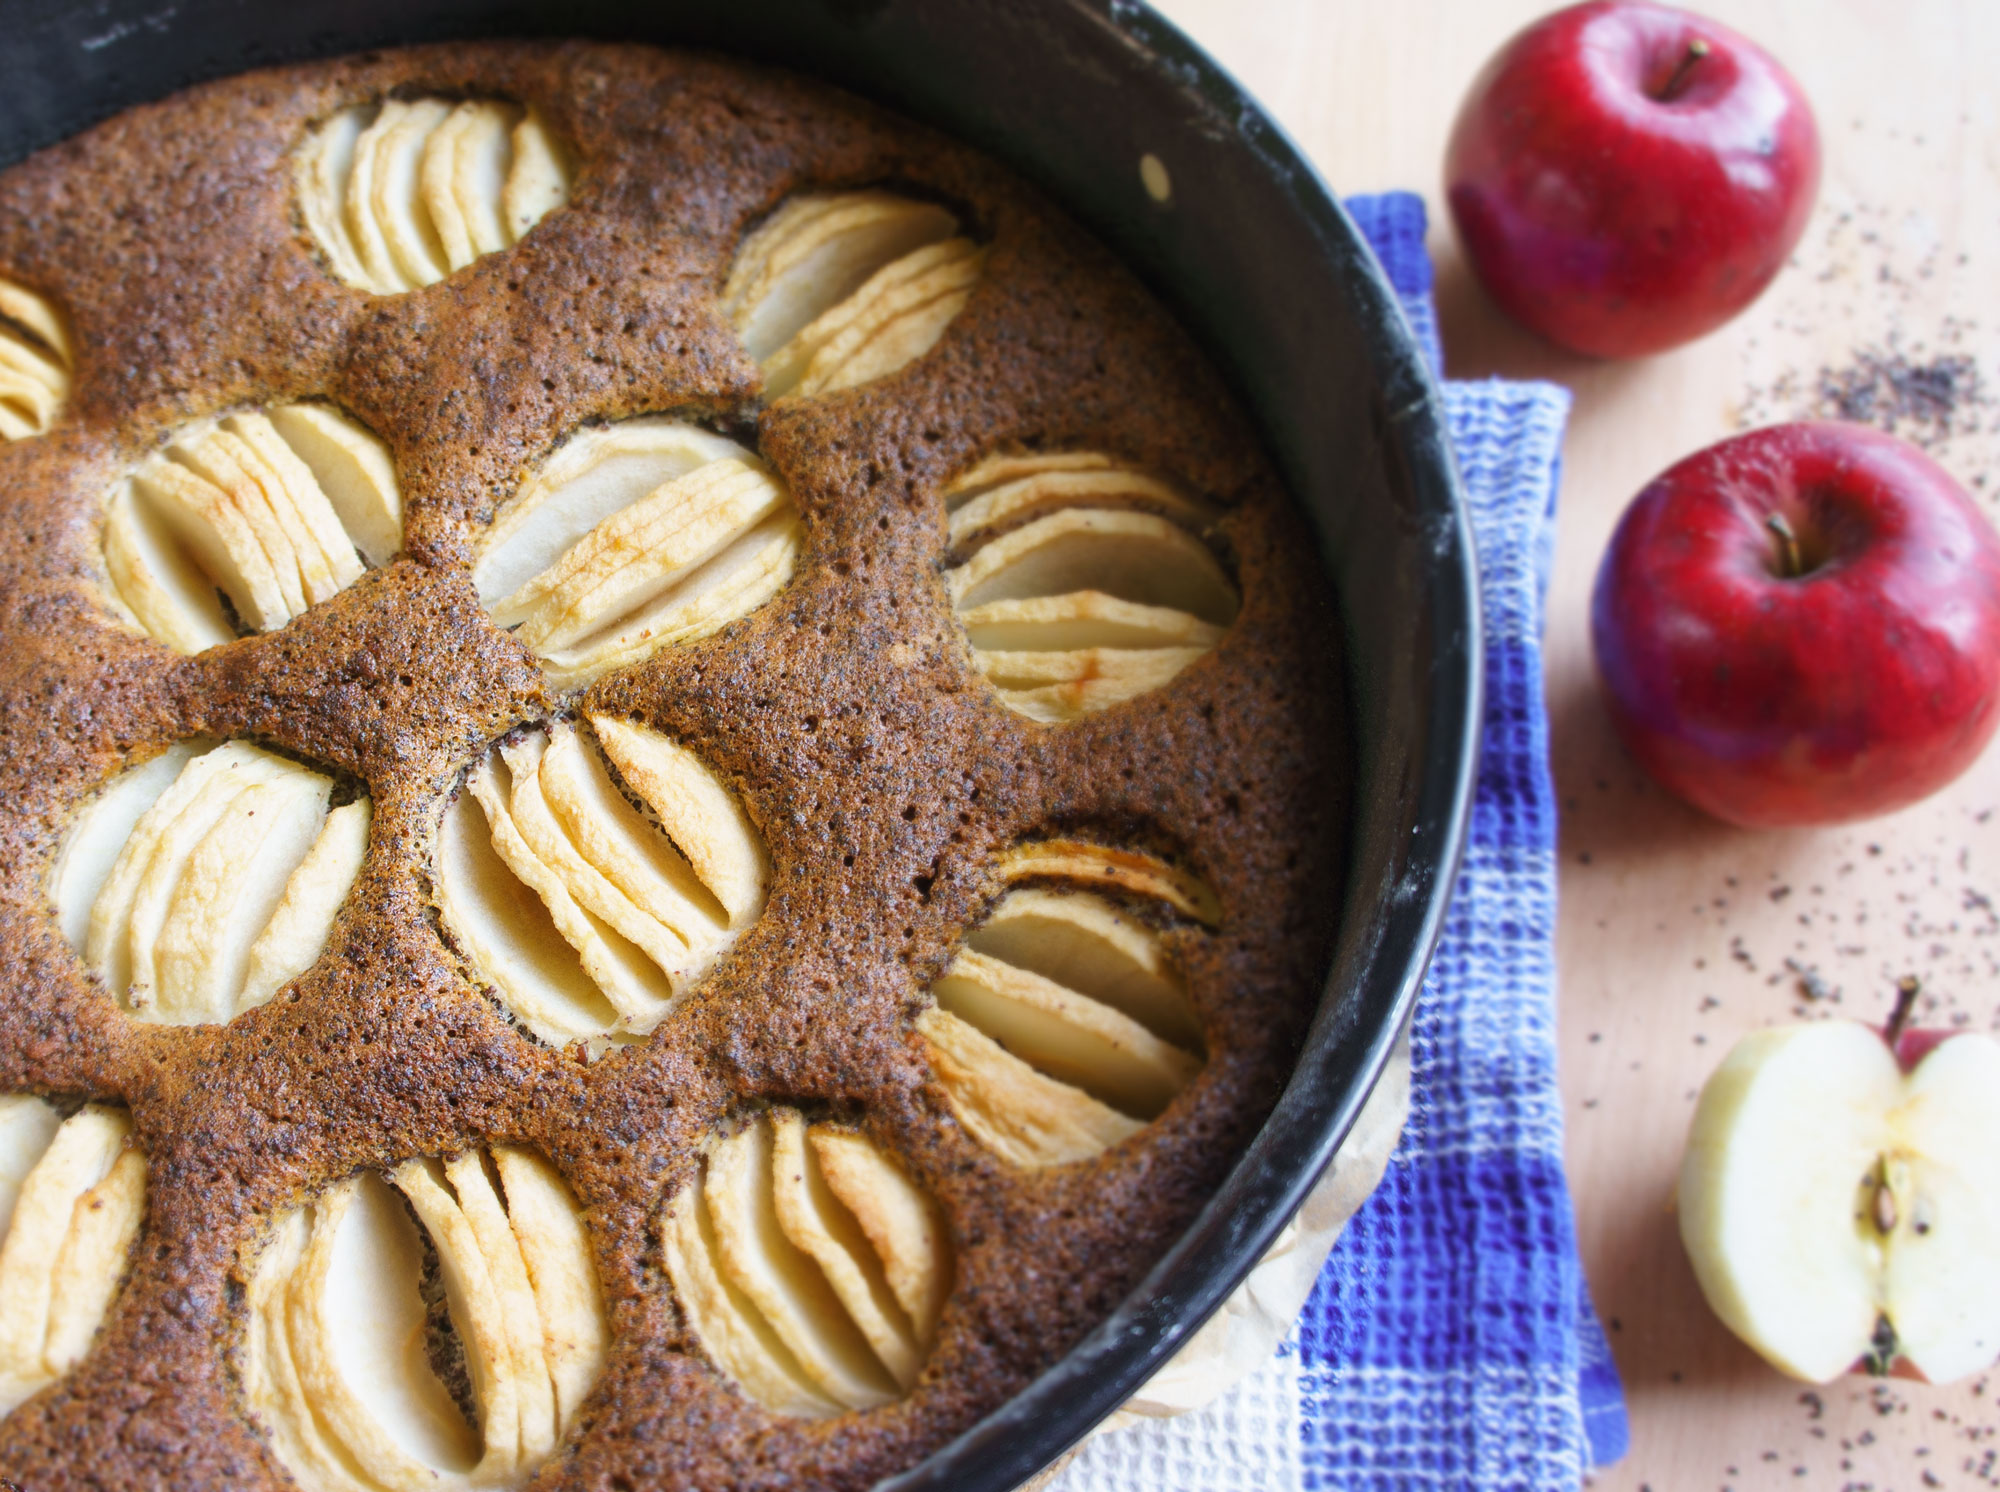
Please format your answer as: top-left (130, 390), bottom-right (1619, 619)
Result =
top-left (1446, 0), bottom-right (1820, 359)
top-left (1592, 422), bottom-right (2000, 827)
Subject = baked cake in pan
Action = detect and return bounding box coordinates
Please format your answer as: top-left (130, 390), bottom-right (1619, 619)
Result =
top-left (0, 40), bottom-right (1347, 1490)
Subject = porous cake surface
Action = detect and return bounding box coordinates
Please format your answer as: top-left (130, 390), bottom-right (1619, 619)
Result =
top-left (0, 41), bottom-right (1347, 1491)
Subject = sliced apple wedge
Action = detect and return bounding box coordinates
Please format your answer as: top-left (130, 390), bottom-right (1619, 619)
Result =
top-left (0, 1102), bottom-right (146, 1414)
top-left (919, 844), bottom-right (1211, 1167)
top-left (474, 419), bottom-right (799, 684)
top-left (245, 1147), bottom-right (603, 1492)
top-left (435, 722), bottom-right (767, 1048)
top-left (721, 190), bottom-right (979, 400)
top-left (0, 277), bottom-right (70, 442)
top-left (104, 404), bottom-right (403, 650)
top-left (940, 456), bottom-right (1237, 722)
top-left (61, 740), bottom-right (367, 1023)
top-left (663, 1110), bottom-right (950, 1416)
top-left (1681, 1018), bottom-right (2000, 1384)
top-left (297, 97), bottom-right (573, 295)
top-left (265, 403), bottom-right (404, 568)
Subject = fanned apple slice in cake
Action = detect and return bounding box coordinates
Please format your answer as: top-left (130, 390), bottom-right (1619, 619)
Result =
top-left (918, 841), bottom-right (1216, 1168)
top-left (0, 1098), bottom-right (147, 1417)
top-left (473, 419), bottom-right (802, 685)
top-left (0, 278), bottom-right (70, 443)
top-left (244, 1145), bottom-right (605, 1492)
top-left (50, 740), bottom-right (371, 1024)
top-left (436, 716), bottom-right (768, 1050)
top-left (99, 403), bottom-right (403, 653)
top-left (297, 99), bottom-right (573, 295)
top-left (720, 191), bottom-right (984, 401)
top-left (661, 1108), bottom-right (950, 1418)
top-left (942, 453), bottom-right (1240, 722)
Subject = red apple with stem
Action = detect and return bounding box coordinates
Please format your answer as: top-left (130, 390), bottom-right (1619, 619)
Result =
top-left (1446, 0), bottom-right (1821, 358)
top-left (1592, 422), bottom-right (2000, 828)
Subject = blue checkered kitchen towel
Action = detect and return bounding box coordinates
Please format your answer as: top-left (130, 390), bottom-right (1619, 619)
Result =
top-left (1056, 193), bottom-right (1628, 1491)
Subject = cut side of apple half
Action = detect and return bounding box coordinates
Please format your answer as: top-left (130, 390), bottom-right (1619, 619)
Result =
top-left (99, 403), bottom-right (403, 653)
top-left (720, 191), bottom-right (983, 401)
top-left (296, 98), bottom-right (573, 296)
top-left (244, 1144), bottom-right (605, 1492)
top-left (0, 277), bottom-right (71, 443)
top-left (941, 452), bottom-right (1238, 723)
top-left (472, 418), bottom-right (800, 686)
top-left (918, 840), bottom-right (1214, 1169)
top-left (435, 715), bottom-right (768, 1052)
top-left (661, 1108), bottom-right (950, 1418)
top-left (50, 739), bottom-right (370, 1025)
top-left (0, 1098), bottom-right (147, 1418)
top-left (1680, 1020), bottom-right (2000, 1385)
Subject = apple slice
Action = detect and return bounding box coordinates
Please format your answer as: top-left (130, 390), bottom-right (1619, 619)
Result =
top-left (939, 459), bottom-right (1238, 722)
top-left (476, 420), bottom-right (799, 683)
top-left (495, 458), bottom-right (788, 650)
top-left (0, 278), bottom-right (69, 441)
top-left (994, 838), bottom-right (1222, 926)
top-left (355, 98), bottom-right (456, 291)
top-left (503, 110), bottom-right (570, 242)
top-left (150, 767), bottom-right (331, 1023)
top-left (246, 1147), bottom-right (604, 1492)
top-left (294, 107), bottom-right (372, 291)
top-left (703, 1117), bottom-right (898, 1411)
top-left (50, 740), bottom-right (204, 950)
top-left (916, 1006), bottom-right (1142, 1169)
top-left (535, 725), bottom-right (728, 949)
top-left (435, 786), bottom-right (626, 1050)
top-left (663, 1111), bottom-right (950, 1416)
top-left (809, 1128), bottom-right (949, 1345)
top-left (100, 482), bottom-right (236, 654)
top-left (466, 756), bottom-right (675, 1031)
top-left (1681, 1017), bottom-right (2000, 1383)
top-left (589, 714), bottom-right (767, 930)
top-left (767, 238), bottom-right (984, 400)
top-left (0, 1104), bottom-right (142, 1400)
top-left (919, 846), bottom-right (1211, 1167)
top-left (723, 193), bottom-right (960, 365)
top-left (476, 419), bottom-right (749, 603)
top-left (769, 1109), bottom-right (923, 1390)
top-left (239, 798), bottom-right (371, 1006)
top-left (298, 98), bottom-right (572, 296)
top-left (265, 404), bottom-right (404, 568)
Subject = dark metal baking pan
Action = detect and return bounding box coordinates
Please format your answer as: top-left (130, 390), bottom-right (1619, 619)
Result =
top-left (0, 2), bottom-right (1480, 1486)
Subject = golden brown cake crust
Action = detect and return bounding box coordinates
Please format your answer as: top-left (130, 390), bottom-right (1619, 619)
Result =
top-left (0, 41), bottom-right (1347, 1491)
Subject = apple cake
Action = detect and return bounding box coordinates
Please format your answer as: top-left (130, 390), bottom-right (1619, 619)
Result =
top-left (0, 40), bottom-right (1347, 1491)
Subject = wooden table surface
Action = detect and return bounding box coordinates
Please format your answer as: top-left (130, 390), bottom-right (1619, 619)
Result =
top-left (1149, 1), bottom-right (2000, 1487)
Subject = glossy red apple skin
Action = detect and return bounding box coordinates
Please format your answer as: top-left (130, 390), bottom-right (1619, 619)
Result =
top-left (1446, 0), bottom-right (1821, 359)
top-left (1592, 422), bottom-right (2000, 828)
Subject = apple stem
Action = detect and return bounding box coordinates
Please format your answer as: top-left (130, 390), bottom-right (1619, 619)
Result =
top-left (1885, 974), bottom-right (1922, 1047)
top-left (1766, 512), bottom-right (1805, 578)
top-left (1863, 1315), bottom-right (1899, 1377)
top-left (1656, 38), bottom-right (1712, 102)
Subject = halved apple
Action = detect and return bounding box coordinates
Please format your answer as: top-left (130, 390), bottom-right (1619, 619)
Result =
top-left (661, 1108), bottom-right (950, 1417)
top-left (296, 98), bottom-right (574, 296)
top-left (0, 1100), bottom-right (147, 1415)
top-left (244, 1145), bottom-right (604, 1492)
top-left (57, 740), bottom-right (369, 1023)
top-left (1680, 1017), bottom-right (2000, 1383)
top-left (473, 419), bottom-right (800, 685)
top-left (720, 191), bottom-right (981, 400)
top-left (103, 403), bottom-right (403, 652)
top-left (434, 719), bottom-right (768, 1049)
top-left (0, 277), bottom-right (71, 443)
top-left (940, 455), bottom-right (1238, 722)
top-left (918, 841), bottom-right (1212, 1168)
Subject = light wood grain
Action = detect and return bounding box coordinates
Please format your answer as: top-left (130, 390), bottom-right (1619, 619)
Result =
top-left (1149, 1), bottom-right (2000, 1486)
